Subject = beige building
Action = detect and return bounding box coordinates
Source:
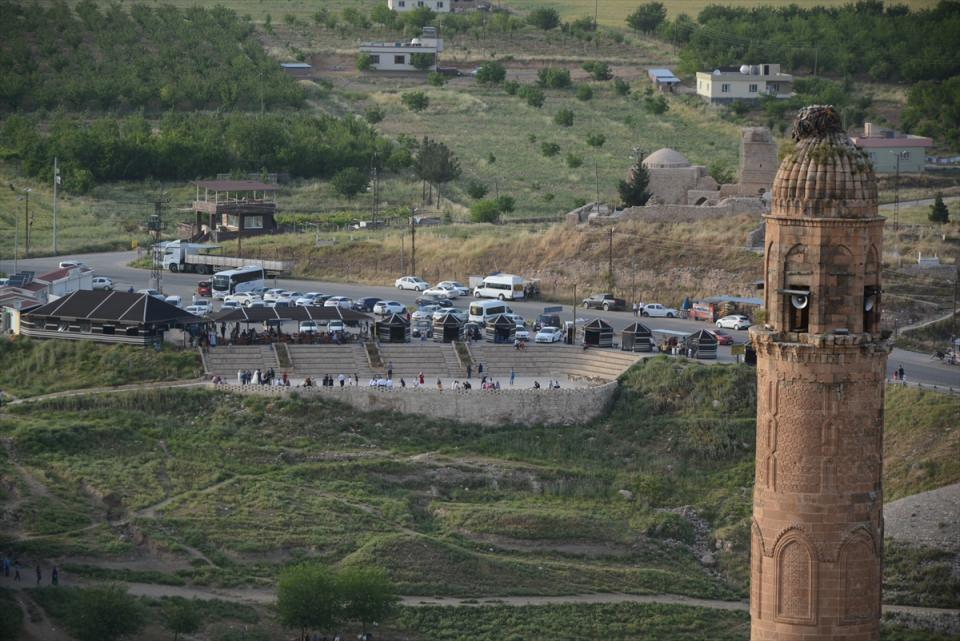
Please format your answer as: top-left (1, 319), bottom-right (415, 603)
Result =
top-left (696, 64), bottom-right (793, 104)
top-left (360, 27), bottom-right (443, 72)
top-left (640, 148), bottom-right (718, 205)
top-left (750, 106), bottom-right (887, 641)
top-left (387, 0), bottom-right (451, 12)
top-left (852, 123), bottom-right (932, 173)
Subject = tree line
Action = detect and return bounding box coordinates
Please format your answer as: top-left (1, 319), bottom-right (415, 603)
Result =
top-left (0, 0), bottom-right (303, 112)
top-left (0, 113), bottom-right (403, 192)
top-left (636, 1), bottom-right (960, 83)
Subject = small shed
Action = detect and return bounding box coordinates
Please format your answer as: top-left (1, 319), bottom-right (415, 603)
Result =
top-left (375, 313), bottom-right (410, 343)
top-left (647, 68), bottom-right (681, 92)
top-left (685, 329), bottom-right (718, 360)
top-left (582, 318), bottom-right (614, 348)
top-left (485, 314), bottom-right (516, 343)
top-left (621, 322), bottom-right (653, 352)
top-left (433, 312), bottom-right (463, 343)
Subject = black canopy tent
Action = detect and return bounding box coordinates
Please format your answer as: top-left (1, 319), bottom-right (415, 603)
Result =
top-left (685, 329), bottom-right (718, 359)
top-left (211, 306), bottom-right (370, 324)
top-left (375, 313), bottom-right (410, 343)
top-left (582, 318), bottom-right (614, 348)
top-left (433, 312), bottom-right (463, 342)
top-left (485, 314), bottom-right (516, 343)
top-left (20, 290), bottom-right (200, 345)
top-left (621, 322), bottom-right (654, 352)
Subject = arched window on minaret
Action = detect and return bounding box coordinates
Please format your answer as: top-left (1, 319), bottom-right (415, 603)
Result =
top-left (782, 244), bottom-right (810, 332)
top-left (863, 245), bottom-right (881, 334)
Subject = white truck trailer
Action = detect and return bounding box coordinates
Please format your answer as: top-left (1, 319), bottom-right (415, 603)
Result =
top-left (160, 240), bottom-right (292, 275)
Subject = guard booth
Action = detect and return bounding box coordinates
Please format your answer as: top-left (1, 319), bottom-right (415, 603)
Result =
top-left (621, 322), bottom-right (654, 352)
top-left (685, 329), bottom-right (718, 359)
top-left (433, 312), bottom-right (463, 343)
top-left (375, 313), bottom-right (410, 343)
top-left (485, 314), bottom-right (516, 343)
top-left (582, 318), bottom-right (614, 348)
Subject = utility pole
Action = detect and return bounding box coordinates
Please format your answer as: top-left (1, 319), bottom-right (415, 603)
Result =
top-left (607, 226), bottom-right (614, 285)
top-left (400, 233), bottom-right (405, 273)
top-left (594, 159), bottom-right (600, 211)
top-left (409, 210), bottom-right (417, 276)
top-left (53, 158), bottom-right (60, 254)
top-left (892, 150), bottom-right (904, 267)
top-left (24, 189), bottom-right (31, 258)
top-left (148, 189), bottom-right (167, 294)
top-left (571, 283), bottom-right (577, 345)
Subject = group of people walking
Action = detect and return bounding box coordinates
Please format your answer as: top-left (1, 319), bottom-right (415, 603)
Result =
top-left (2, 557), bottom-right (59, 585)
top-left (237, 368), bottom-right (289, 386)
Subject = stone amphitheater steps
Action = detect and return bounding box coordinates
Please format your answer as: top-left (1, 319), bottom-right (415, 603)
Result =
top-left (286, 345), bottom-right (373, 379)
top-left (204, 345), bottom-right (280, 377)
top-left (467, 343), bottom-right (643, 381)
top-left (379, 342), bottom-right (459, 379)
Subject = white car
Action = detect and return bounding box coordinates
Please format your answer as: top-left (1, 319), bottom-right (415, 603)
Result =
top-left (220, 300), bottom-right (242, 310)
top-left (716, 314), bottom-right (752, 330)
top-left (424, 283), bottom-right (460, 299)
top-left (91, 276), bottom-right (113, 291)
top-left (535, 326), bottom-right (562, 343)
top-left (324, 296), bottom-right (354, 309)
top-left (137, 288), bottom-right (165, 300)
top-left (59, 260), bottom-right (86, 269)
top-left (432, 308), bottom-right (467, 322)
top-left (299, 320), bottom-right (319, 334)
top-left (225, 292), bottom-right (256, 305)
top-left (412, 305), bottom-right (441, 321)
top-left (374, 301), bottom-right (406, 316)
top-left (641, 303), bottom-right (679, 318)
top-left (395, 276), bottom-right (429, 291)
top-left (438, 281), bottom-right (471, 297)
top-left (263, 288), bottom-right (285, 302)
top-left (242, 296), bottom-right (264, 307)
top-left (164, 295), bottom-right (182, 308)
top-left (295, 292), bottom-right (325, 306)
top-left (327, 320), bottom-right (346, 333)
top-left (246, 301), bottom-right (266, 309)
top-left (271, 297), bottom-right (293, 308)
top-left (515, 324), bottom-right (530, 341)
top-left (184, 305), bottom-right (208, 316)
top-left (192, 298), bottom-right (212, 311)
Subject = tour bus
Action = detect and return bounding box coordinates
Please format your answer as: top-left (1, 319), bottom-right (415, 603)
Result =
top-left (211, 265), bottom-right (266, 299)
top-left (472, 273), bottom-right (525, 300)
top-left (468, 300), bottom-right (512, 324)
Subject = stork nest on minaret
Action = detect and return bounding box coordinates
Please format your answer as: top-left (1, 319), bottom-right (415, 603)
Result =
top-left (791, 105), bottom-right (844, 141)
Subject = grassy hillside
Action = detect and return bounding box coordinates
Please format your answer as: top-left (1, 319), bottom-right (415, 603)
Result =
top-left (0, 337), bottom-right (202, 398)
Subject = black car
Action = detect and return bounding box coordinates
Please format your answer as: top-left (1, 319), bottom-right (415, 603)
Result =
top-left (353, 296), bottom-right (382, 312)
top-left (416, 295), bottom-right (453, 308)
top-left (534, 314), bottom-right (562, 331)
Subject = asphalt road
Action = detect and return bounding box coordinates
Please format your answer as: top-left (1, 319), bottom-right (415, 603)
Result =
top-left (7, 250), bottom-right (959, 390)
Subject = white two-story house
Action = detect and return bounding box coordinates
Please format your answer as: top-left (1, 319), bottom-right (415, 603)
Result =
top-left (696, 64), bottom-right (793, 105)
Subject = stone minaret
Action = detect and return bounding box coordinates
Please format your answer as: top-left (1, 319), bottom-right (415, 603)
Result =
top-left (750, 105), bottom-right (888, 641)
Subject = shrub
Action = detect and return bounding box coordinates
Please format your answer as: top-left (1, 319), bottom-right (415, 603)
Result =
top-left (626, 2), bottom-right (667, 33)
top-left (475, 61), bottom-right (507, 85)
top-left (518, 85), bottom-right (545, 108)
top-left (526, 7), bottom-right (560, 30)
top-left (495, 195), bottom-right (515, 214)
top-left (410, 52), bottom-right (436, 71)
top-left (929, 193), bottom-right (950, 223)
top-left (503, 80), bottom-right (520, 95)
top-left (537, 68), bottom-right (572, 89)
top-left (470, 199), bottom-right (500, 223)
top-left (364, 107), bottom-right (384, 124)
top-left (586, 132), bottom-right (606, 148)
top-left (428, 72), bottom-right (445, 87)
top-left (402, 91), bottom-right (430, 112)
top-left (582, 61), bottom-right (612, 81)
top-left (540, 142), bottom-right (561, 157)
top-left (576, 84), bottom-right (594, 101)
top-left (643, 94), bottom-right (669, 114)
top-left (332, 167), bottom-right (369, 199)
top-left (554, 108), bottom-right (574, 127)
top-left (566, 153), bottom-right (583, 168)
top-left (466, 181), bottom-right (489, 199)
top-left (614, 78), bottom-right (631, 96)
top-left (708, 160), bottom-right (735, 185)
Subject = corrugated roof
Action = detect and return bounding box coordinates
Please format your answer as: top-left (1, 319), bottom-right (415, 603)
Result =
top-left (212, 306), bottom-right (370, 323)
top-left (25, 290), bottom-right (199, 324)
top-left (852, 136), bottom-right (933, 149)
top-left (194, 180), bottom-right (277, 192)
top-left (701, 295), bottom-right (763, 306)
top-left (280, 62), bottom-right (312, 69)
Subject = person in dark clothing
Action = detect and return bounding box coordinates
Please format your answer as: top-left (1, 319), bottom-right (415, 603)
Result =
top-left (36, 563), bottom-right (41, 585)
top-left (51, 566), bottom-right (59, 585)
top-left (466, 364), bottom-right (472, 379)
top-left (477, 362), bottom-right (484, 375)
top-left (13, 561), bottom-right (20, 582)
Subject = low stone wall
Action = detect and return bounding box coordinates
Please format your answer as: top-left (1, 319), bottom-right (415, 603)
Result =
top-left (213, 381), bottom-right (619, 427)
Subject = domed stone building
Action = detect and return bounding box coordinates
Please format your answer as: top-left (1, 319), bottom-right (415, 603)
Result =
top-left (750, 105), bottom-right (887, 641)
top-left (638, 147), bottom-right (718, 205)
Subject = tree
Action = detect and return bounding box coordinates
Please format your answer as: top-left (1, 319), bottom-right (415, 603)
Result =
top-left (471, 199), bottom-right (501, 223)
top-left (929, 192), bottom-right (950, 223)
top-left (466, 181), bottom-right (489, 199)
top-left (626, 2), bottom-right (667, 33)
top-left (582, 61), bottom-right (612, 81)
top-left (357, 53), bottom-right (374, 71)
top-left (518, 85), bottom-right (545, 108)
top-left (614, 78), bottom-right (631, 96)
top-left (370, 4), bottom-right (399, 28)
top-left (337, 567), bottom-right (398, 634)
top-left (402, 91), bottom-right (430, 112)
top-left (554, 108), bottom-right (574, 127)
top-left (277, 564), bottom-right (340, 641)
top-left (428, 71), bottom-right (445, 87)
top-left (526, 7), bottom-right (560, 30)
top-left (586, 132), bottom-right (606, 148)
top-left (708, 160), bottom-right (735, 185)
top-left (618, 159), bottom-right (651, 207)
top-left (332, 167), bottom-right (369, 199)
top-left (576, 84), bottom-right (594, 101)
top-left (495, 195), bottom-right (515, 214)
top-left (163, 601), bottom-right (202, 641)
top-left (401, 6), bottom-right (435, 29)
top-left (414, 136), bottom-right (462, 204)
top-left (410, 52), bottom-right (436, 71)
top-left (475, 61), bottom-right (506, 85)
top-left (536, 68), bottom-right (571, 89)
top-left (64, 586), bottom-right (145, 641)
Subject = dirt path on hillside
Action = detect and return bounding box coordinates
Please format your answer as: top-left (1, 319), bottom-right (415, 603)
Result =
top-left (14, 592), bottom-right (73, 641)
top-left (3, 379), bottom-right (205, 407)
top-left (885, 482), bottom-right (960, 552)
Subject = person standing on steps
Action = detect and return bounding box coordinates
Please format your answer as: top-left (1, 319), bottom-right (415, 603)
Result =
top-left (510, 367), bottom-right (515, 386)
top-left (35, 562), bottom-right (41, 585)
top-left (387, 361), bottom-right (394, 380)
top-left (466, 363), bottom-right (472, 379)
top-left (51, 566), bottom-right (59, 585)
top-left (13, 560), bottom-right (21, 582)
top-left (898, 364), bottom-right (905, 382)
top-left (477, 362), bottom-right (484, 376)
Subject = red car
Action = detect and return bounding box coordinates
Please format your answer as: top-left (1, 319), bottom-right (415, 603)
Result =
top-left (196, 280), bottom-right (212, 297)
top-left (708, 329), bottom-right (734, 345)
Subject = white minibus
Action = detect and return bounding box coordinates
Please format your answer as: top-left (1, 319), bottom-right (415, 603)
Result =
top-left (472, 273), bottom-right (525, 300)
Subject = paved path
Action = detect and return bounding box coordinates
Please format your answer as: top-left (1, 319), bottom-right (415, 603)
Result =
top-left (885, 482), bottom-right (960, 552)
top-left (879, 196), bottom-right (960, 211)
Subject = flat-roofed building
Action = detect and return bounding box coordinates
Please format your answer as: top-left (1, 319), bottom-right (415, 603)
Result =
top-left (852, 123), bottom-right (933, 173)
top-left (696, 64), bottom-right (793, 104)
top-left (360, 27), bottom-right (443, 71)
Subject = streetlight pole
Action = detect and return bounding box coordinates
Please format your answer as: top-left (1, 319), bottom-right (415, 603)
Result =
top-left (409, 209), bottom-right (417, 276)
top-left (23, 188), bottom-right (31, 258)
top-left (53, 158), bottom-right (60, 254)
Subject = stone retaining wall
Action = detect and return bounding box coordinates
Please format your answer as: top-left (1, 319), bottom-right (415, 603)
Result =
top-left (214, 381), bottom-right (619, 427)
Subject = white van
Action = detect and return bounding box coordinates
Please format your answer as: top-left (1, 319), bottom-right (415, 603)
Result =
top-left (472, 273), bottom-right (525, 300)
top-left (469, 300), bottom-right (512, 324)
